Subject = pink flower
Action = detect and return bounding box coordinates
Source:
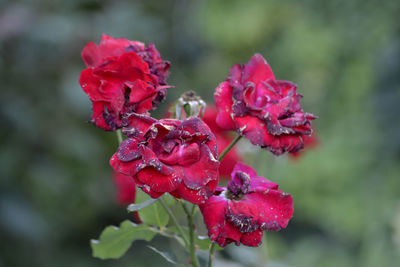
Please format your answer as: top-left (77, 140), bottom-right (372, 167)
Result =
top-left (110, 113), bottom-right (219, 204)
top-left (79, 35), bottom-right (170, 131)
top-left (202, 106), bottom-right (243, 178)
top-left (199, 162), bottom-right (293, 247)
top-left (214, 54), bottom-right (316, 155)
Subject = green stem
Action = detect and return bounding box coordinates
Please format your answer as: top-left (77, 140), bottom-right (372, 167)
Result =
top-left (116, 129), bottom-right (123, 144)
top-left (218, 135), bottom-right (242, 161)
top-left (208, 243), bottom-right (216, 267)
top-left (181, 202), bottom-right (200, 267)
top-left (159, 198), bottom-right (189, 247)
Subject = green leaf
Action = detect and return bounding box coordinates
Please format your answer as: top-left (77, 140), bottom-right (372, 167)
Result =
top-left (91, 220), bottom-right (156, 260)
top-left (136, 190), bottom-right (169, 227)
top-left (127, 198), bottom-right (157, 212)
top-left (147, 246), bottom-right (178, 264)
top-left (162, 193), bottom-right (176, 206)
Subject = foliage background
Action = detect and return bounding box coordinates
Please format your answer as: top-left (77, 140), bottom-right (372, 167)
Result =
top-left (0, 0), bottom-right (399, 266)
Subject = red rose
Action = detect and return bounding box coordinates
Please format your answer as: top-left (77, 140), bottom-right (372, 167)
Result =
top-left (214, 54), bottom-right (316, 155)
top-left (199, 162), bottom-right (293, 247)
top-left (110, 113), bottom-right (219, 204)
top-left (79, 35), bottom-right (170, 131)
top-left (202, 106), bottom-right (243, 178)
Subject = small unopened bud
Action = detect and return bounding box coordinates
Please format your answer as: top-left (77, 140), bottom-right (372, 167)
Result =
top-left (175, 90), bottom-right (206, 120)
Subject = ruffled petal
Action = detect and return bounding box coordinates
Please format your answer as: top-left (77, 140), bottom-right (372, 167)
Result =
top-left (240, 230), bottom-right (263, 247)
top-left (113, 172), bottom-right (136, 205)
top-left (110, 153), bottom-right (143, 176)
top-left (181, 145), bottom-right (219, 190)
top-left (245, 190), bottom-right (293, 230)
top-left (234, 115), bottom-right (274, 147)
top-left (81, 34), bottom-right (145, 67)
top-left (231, 162), bottom-right (257, 178)
top-left (242, 54), bottom-right (275, 85)
top-left (136, 167), bottom-right (181, 193)
top-left (121, 113), bottom-right (157, 138)
top-left (214, 82), bottom-right (236, 130)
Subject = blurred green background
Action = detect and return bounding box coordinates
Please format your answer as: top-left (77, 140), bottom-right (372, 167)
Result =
top-left (1, 0), bottom-right (399, 266)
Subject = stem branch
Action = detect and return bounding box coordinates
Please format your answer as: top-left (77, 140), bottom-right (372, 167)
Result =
top-left (218, 135), bottom-right (242, 161)
top-left (116, 129), bottom-right (123, 144)
top-left (159, 198), bottom-right (189, 247)
top-left (181, 202), bottom-right (200, 267)
top-left (208, 243), bottom-right (216, 267)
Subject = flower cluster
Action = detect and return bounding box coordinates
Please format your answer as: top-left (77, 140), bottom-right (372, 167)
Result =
top-left (79, 35), bottom-right (316, 251)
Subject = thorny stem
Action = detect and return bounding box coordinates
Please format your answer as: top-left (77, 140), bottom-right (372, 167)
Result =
top-left (159, 198), bottom-right (189, 247)
top-left (116, 129), bottom-right (123, 144)
top-left (181, 202), bottom-right (200, 267)
top-left (218, 135), bottom-right (242, 161)
top-left (208, 243), bottom-right (216, 267)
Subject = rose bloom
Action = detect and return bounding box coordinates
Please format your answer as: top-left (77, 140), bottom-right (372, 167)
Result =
top-left (214, 54), bottom-right (316, 155)
top-left (199, 162), bottom-right (293, 247)
top-left (202, 106), bottom-right (243, 178)
top-left (79, 35), bottom-right (170, 131)
top-left (110, 113), bottom-right (219, 204)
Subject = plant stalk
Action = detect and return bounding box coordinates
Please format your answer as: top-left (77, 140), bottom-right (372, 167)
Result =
top-left (116, 129), bottom-right (123, 144)
top-left (218, 135), bottom-right (242, 161)
top-left (181, 203), bottom-right (200, 267)
top-left (159, 198), bottom-right (189, 247)
top-left (208, 243), bottom-right (216, 267)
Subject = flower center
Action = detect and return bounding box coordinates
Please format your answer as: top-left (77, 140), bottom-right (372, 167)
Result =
top-left (225, 171), bottom-right (251, 200)
top-left (158, 142), bottom-right (200, 166)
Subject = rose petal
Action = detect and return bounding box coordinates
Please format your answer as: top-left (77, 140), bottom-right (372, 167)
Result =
top-left (234, 115), bottom-right (274, 147)
top-left (240, 230), bottom-right (263, 247)
top-left (245, 190), bottom-right (293, 230)
top-left (122, 113), bottom-right (157, 133)
top-left (110, 153), bottom-right (143, 176)
top-left (136, 167), bottom-right (181, 193)
top-left (90, 101), bottom-right (115, 130)
top-left (242, 54), bottom-right (275, 85)
top-left (181, 145), bottom-right (219, 190)
top-left (116, 139), bottom-right (142, 162)
top-left (81, 34), bottom-right (145, 67)
top-left (232, 162), bottom-right (257, 178)
top-left (113, 172), bottom-right (136, 205)
top-left (214, 82), bottom-right (236, 130)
